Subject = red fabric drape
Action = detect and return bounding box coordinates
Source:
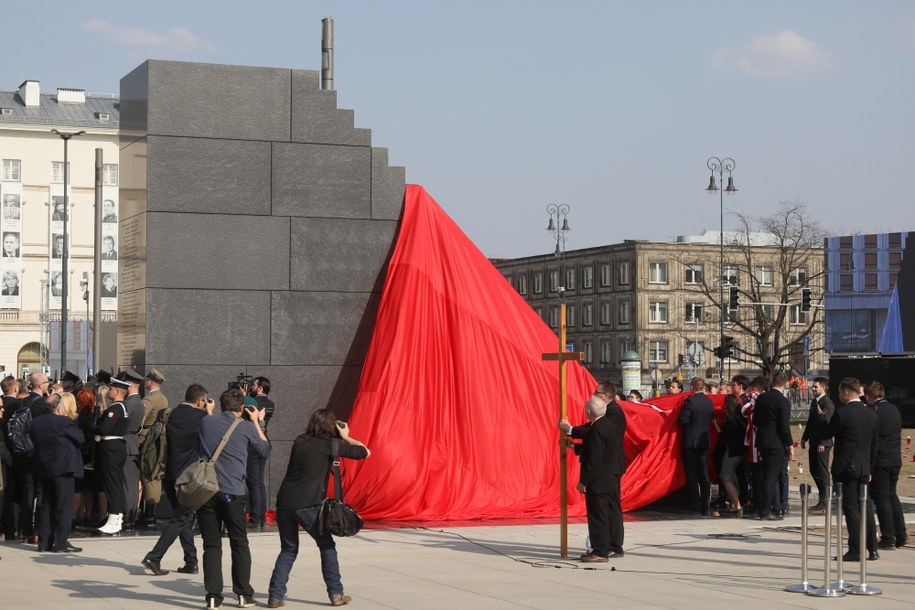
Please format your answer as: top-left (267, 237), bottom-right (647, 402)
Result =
top-left (344, 185), bottom-right (713, 521)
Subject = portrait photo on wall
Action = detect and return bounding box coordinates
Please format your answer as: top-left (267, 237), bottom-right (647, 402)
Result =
top-left (51, 195), bottom-right (67, 221)
top-left (102, 199), bottom-right (118, 223)
top-left (2, 193), bottom-right (21, 221)
top-left (102, 272), bottom-right (118, 297)
top-left (1, 270), bottom-right (19, 296)
top-left (51, 271), bottom-right (63, 297)
top-left (2, 232), bottom-right (20, 258)
top-left (51, 233), bottom-right (66, 259)
top-left (102, 235), bottom-right (118, 260)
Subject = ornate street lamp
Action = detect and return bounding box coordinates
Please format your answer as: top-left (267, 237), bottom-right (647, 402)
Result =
top-left (706, 156), bottom-right (737, 384)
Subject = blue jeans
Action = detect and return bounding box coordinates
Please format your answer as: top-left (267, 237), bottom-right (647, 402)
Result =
top-left (268, 506), bottom-right (342, 601)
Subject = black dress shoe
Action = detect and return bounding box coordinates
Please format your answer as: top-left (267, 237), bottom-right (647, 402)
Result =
top-left (579, 553), bottom-right (609, 563)
top-left (897, 538), bottom-right (908, 548)
top-left (606, 550), bottom-right (624, 559)
top-left (36, 546), bottom-right (50, 552)
top-left (867, 550), bottom-right (880, 561)
top-left (54, 544), bottom-right (83, 553)
top-left (877, 540), bottom-right (897, 550)
top-left (766, 514), bottom-right (784, 521)
top-left (176, 564), bottom-right (199, 574)
top-left (142, 558), bottom-right (169, 575)
top-left (839, 552), bottom-right (860, 562)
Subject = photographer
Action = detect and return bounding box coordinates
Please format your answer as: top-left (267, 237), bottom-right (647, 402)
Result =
top-left (267, 410), bottom-right (369, 608)
top-left (246, 376), bottom-right (273, 531)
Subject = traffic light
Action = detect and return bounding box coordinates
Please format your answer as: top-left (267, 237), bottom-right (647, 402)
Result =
top-left (728, 286), bottom-right (739, 310)
top-left (713, 346), bottom-right (723, 359)
top-left (677, 354), bottom-right (685, 367)
top-left (801, 287), bottom-right (812, 312)
top-left (722, 335), bottom-right (736, 358)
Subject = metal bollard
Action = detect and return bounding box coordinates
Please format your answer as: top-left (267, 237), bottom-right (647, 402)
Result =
top-left (847, 482), bottom-right (881, 596)
top-left (786, 484), bottom-right (813, 592)
top-left (808, 484), bottom-right (845, 597)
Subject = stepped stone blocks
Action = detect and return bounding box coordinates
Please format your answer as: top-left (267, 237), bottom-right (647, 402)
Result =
top-left (118, 60), bottom-right (405, 505)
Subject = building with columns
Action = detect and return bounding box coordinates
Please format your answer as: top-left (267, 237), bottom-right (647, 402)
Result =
top-left (0, 80), bottom-right (119, 378)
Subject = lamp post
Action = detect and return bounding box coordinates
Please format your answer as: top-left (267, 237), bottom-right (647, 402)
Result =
top-left (706, 157), bottom-right (737, 385)
top-left (51, 129), bottom-right (85, 376)
top-left (80, 272), bottom-right (90, 378)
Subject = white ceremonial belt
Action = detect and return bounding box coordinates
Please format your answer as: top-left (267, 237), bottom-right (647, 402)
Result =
top-left (95, 435), bottom-right (125, 441)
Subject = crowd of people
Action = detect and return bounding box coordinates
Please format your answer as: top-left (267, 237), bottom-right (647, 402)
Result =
top-left (0, 368), bottom-right (370, 608)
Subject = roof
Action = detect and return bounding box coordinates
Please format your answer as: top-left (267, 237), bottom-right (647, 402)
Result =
top-left (0, 90), bottom-right (119, 129)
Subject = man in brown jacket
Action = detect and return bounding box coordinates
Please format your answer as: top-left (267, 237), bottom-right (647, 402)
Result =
top-left (139, 368), bottom-right (168, 528)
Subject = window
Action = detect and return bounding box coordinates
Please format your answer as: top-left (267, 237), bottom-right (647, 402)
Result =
top-left (518, 275), bottom-right (528, 295)
top-left (864, 252), bottom-right (877, 269)
top-left (600, 264), bottom-right (611, 287)
top-left (648, 341), bottom-right (668, 362)
top-left (649, 301), bottom-right (668, 323)
top-left (619, 300), bottom-right (630, 324)
top-left (583, 341), bottom-right (593, 364)
top-left (839, 236), bottom-right (853, 248)
top-left (582, 266), bottom-right (593, 289)
top-left (601, 341), bottom-right (612, 364)
top-left (760, 304), bottom-right (775, 322)
top-left (618, 261), bottom-right (630, 286)
top-left (722, 264), bottom-right (739, 287)
top-left (566, 305), bottom-right (576, 327)
top-left (789, 267), bottom-right (807, 286)
top-left (890, 273), bottom-right (898, 288)
top-left (840, 253), bottom-right (853, 270)
top-left (648, 261), bottom-right (668, 284)
top-left (619, 338), bottom-right (634, 360)
top-left (840, 274), bottom-right (853, 290)
top-left (600, 302), bottom-right (612, 325)
top-left (2, 159), bottom-right (20, 181)
top-left (549, 271), bottom-right (559, 292)
top-left (888, 233), bottom-right (902, 248)
top-left (864, 273), bottom-right (877, 290)
top-left (889, 252), bottom-right (902, 268)
top-left (789, 304), bottom-right (808, 325)
top-left (583, 303), bottom-right (593, 326)
top-left (102, 164), bottom-right (119, 186)
top-left (533, 272), bottom-right (543, 294)
top-left (685, 302), bottom-right (704, 324)
top-left (549, 306), bottom-right (559, 327)
top-left (684, 263), bottom-right (703, 285)
top-left (534, 307), bottom-right (543, 320)
top-left (754, 266), bottom-right (773, 287)
top-left (565, 268), bottom-right (576, 290)
top-left (51, 161), bottom-right (70, 183)
top-left (864, 234), bottom-right (877, 248)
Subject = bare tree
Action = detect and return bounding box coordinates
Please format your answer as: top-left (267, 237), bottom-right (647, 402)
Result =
top-left (679, 201), bottom-right (825, 377)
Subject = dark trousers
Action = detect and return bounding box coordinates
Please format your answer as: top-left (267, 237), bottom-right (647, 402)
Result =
top-left (870, 465), bottom-right (906, 545)
top-left (123, 452), bottom-right (140, 517)
top-left (37, 474), bottom-right (75, 551)
top-left (1, 461), bottom-right (33, 537)
top-left (775, 448), bottom-right (789, 513)
top-left (681, 446), bottom-right (710, 514)
top-left (145, 480), bottom-right (197, 566)
top-left (198, 493), bottom-right (253, 605)
top-left (808, 443), bottom-right (832, 503)
top-left (96, 440), bottom-right (127, 514)
top-left (585, 479), bottom-right (624, 557)
top-left (245, 454), bottom-right (267, 526)
top-left (757, 447), bottom-right (783, 518)
top-left (839, 478), bottom-right (877, 554)
top-left (268, 506), bottom-right (342, 601)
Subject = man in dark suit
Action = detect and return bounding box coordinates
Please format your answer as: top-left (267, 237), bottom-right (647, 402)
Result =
top-left (827, 377), bottom-right (879, 561)
top-left (801, 376), bottom-right (835, 513)
top-left (864, 381), bottom-right (907, 550)
top-left (29, 400), bottom-right (85, 552)
top-left (559, 381), bottom-right (627, 562)
top-left (143, 384), bottom-right (214, 576)
top-left (678, 377), bottom-right (715, 516)
top-left (753, 372), bottom-right (794, 520)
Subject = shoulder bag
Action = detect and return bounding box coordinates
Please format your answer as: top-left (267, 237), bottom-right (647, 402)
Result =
top-left (175, 417), bottom-right (242, 510)
top-left (319, 438), bottom-right (364, 537)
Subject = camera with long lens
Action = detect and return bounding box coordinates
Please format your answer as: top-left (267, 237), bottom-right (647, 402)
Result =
top-left (227, 373), bottom-right (254, 391)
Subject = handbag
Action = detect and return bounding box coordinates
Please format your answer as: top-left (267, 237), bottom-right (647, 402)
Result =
top-left (318, 438), bottom-right (364, 537)
top-left (175, 417), bottom-right (241, 510)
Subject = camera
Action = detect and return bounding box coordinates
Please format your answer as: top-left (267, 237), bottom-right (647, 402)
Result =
top-left (227, 373), bottom-right (254, 391)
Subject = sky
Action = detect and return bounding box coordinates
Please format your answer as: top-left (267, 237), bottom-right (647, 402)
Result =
top-left (3, 1), bottom-right (914, 258)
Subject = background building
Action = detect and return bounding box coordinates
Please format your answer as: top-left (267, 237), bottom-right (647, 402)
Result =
top-left (493, 231), bottom-right (826, 395)
top-left (0, 80), bottom-right (119, 378)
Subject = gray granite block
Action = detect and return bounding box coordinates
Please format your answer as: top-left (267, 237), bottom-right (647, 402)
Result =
top-left (271, 292), bottom-right (380, 366)
top-left (145, 212), bottom-right (289, 290)
top-left (144, 60), bottom-right (291, 141)
top-left (118, 138), bottom-right (148, 222)
top-left (290, 218), bottom-right (396, 292)
top-left (119, 62), bottom-right (149, 143)
top-left (371, 148), bottom-right (406, 220)
top-left (145, 289), bottom-right (271, 364)
top-left (146, 136), bottom-right (272, 215)
top-left (272, 143), bottom-right (371, 218)
top-left (290, 70), bottom-right (372, 146)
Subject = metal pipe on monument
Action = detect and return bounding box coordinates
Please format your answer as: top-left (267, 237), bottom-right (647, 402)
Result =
top-left (322, 17), bottom-right (334, 91)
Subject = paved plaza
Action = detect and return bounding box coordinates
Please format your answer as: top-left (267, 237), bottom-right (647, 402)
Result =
top-left (2, 496), bottom-right (912, 610)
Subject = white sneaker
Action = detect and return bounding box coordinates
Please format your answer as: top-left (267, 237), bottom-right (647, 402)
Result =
top-left (237, 595), bottom-right (255, 608)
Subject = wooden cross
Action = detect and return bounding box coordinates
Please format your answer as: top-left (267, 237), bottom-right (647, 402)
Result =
top-left (542, 301), bottom-right (583, 558)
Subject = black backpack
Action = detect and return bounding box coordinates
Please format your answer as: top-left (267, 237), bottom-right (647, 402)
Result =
top-left (8, 408), bottom-right (34, 456)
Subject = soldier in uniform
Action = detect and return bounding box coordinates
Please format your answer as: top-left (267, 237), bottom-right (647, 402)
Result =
top-left (139, 368), bottom-right (168, 528)
top-left (119, 370), bottom-right (146, 531)
top-left (95, 377), bottom-right (131, 535)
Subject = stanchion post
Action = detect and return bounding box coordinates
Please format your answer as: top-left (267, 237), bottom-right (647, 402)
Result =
top-left (786, 484), bottom-right (812, 592)
top-left (848, 482), bottom-right (881, 596)
top-left (808, 483), bottom-right (845, 597)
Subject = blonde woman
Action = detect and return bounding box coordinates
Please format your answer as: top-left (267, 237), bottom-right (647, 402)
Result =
top-left (57, 392), bottom-right (78, 420)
